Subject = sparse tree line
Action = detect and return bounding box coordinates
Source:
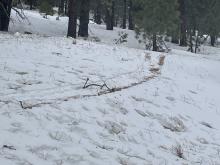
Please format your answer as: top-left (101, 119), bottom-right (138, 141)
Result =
top-left (0, 0), bottom-right (219, 52)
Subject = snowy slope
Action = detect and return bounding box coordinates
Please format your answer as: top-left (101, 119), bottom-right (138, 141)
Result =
top-left (9, 9), bottom-right (143, 49)
top-left (1, 33), bottom-right (220, 165)
top-left (0, 9), bottom-right (219, 165)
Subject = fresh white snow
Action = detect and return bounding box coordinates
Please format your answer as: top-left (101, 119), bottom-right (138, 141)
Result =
top-left (9, 9), bottom-right (143, 49)
top-left (0, 9), bottom-right (219, 165)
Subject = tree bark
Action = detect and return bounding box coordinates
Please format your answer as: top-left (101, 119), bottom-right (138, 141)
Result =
top-left (210, 35), bottom-right (215, 46)
top-left (128, 0), bottom-right (134, 30)
top-left (106, 0), bottom-right (114, 30)
top-left (64, 0), bottom-right (68, 16)
top-left (59, 0), bottom-right (65, 15)
top-left (106, 8), bottom-right (112, 30)
top-left (0, 0), bottom-right (12, 31)
top-left (195, 33), bottom-right (198, 53)
top-left (78, 0), bottom-right (90, 37)
top-left (189, 30), bottom-right (193, 53)
top-left (94, 0), bottom-right (101, 24)
top-left (179, 0), bottom-right (187, 46)
top-left (122, 0), bottom-right (127, 29)
top-left (29, 0), bottom-right (33, 10)
top-left (152, 34), bottom-right (157, 51)
top-left (67, 0), bottom-right (77, 38)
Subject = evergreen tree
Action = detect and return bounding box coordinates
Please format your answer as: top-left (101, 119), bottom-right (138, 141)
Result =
top-left (198, 0), bottom-right (220, 46)
top-left (58, 0), bottom-right (65, 15)
top-left (134, 0), bottom-right (179, 51)
top-left (185, 0), bottom-right (206, 52)
top-left (39, 0), bottom-right (54, 18)
top-left (179, 0), bottom-right (187, 46)
top-left (94, 0), bottom-right (102, 24)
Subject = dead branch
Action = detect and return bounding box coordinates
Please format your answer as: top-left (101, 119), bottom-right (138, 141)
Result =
top-left (18, 74), bottom-right (158, 110)
top-left (12, 7), bottom-right (26, 19)
top-left (19, 101), bottom-right (26, 109)
top-left (83, 78), bottom-right (89, 88)
top-left (2, 145), bottom-right (16, 150)
top-left (12, 0), bottom-right (30, 23)
top-left (83, 78), bottom-right (111, 91)
top-left (19, 100), bottom-right (52, 110)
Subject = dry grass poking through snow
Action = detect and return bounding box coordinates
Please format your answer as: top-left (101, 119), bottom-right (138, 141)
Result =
top-left (172, 144), bottom-right (185, 159)
top-left (158, 55), bottom-right (166, 66)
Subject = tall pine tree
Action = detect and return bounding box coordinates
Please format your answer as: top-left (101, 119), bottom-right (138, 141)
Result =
top-left (134, 0), bottom-right (179, 51)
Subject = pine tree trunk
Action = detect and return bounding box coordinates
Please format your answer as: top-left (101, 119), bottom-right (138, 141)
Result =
top-left (29, 0), bottom-right (33, 10)
top-left (67, 0), bottom-right (77, 38)
top-left (128, 0), bottom-right (134, 30)
top-left (106, 8), bottom-right (111, 30)
top-left (111, 0), bottom-right (115, 29)
top-left (122, 0), bottom-right (127, 29)
top-left (0, 0), bottom-right (12, 31)
top-left (179, 0), bottom-right (187, 46)
top-left (94, 0), bottom-right (101, 24)
top-left (64, 0), bottom-right (68, 16)
top-left (171, 35), bottom-right (179, 44)
top-left (210, 35), bottom-right (215, 46)
top-left (195, 34), bottom-right (198, 53)
top-left (189, 30), bottom-right (193, 53)
top-left (78, 0), bottom-right (90, 37)
top-left (114, 14), bottom-right (119, 27)
top-left (59, 0), bottom-right (65, 15)
top-left (152, 34), bottom-right (157, 51)
top-left (106, 0), bottom-right (114, 30)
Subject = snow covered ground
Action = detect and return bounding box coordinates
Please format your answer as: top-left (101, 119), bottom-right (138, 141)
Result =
top-left (9, 9), bottom-right (142, 49)
top-left (0, 9), bottom-right (220, 165)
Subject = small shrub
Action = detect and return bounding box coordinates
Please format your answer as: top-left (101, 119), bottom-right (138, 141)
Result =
top-left (158, 55), bottom-right (166, 66)
top-left (39, 1), bottom-right (54, 18)
top-left (114, 32), bottom-right (128, 44)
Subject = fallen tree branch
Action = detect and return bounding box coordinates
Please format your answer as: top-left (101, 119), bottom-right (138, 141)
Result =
top-left (83, 78), bottom-right (111, 91)
top-left (98, 75), bottom-right (156, 95)
top-left (2, 145), bottom-right (16, 150)
top-left (19, 100), bottom-right (27, 109)
top-left (19, 100), bottom-right (51, 109)
top-left (17, 75), bottom-right (157, 110)
top-left (17, 56), bottom-right (165, 110)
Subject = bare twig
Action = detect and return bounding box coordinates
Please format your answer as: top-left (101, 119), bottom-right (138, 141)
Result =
top-left (12, 7), bottom-right (26, 19)
top-left (172, 144), bottom-right (184, 159)
top-left (2, 145), bottom-right (16, 150)
top-left (83, 78), bottom-right (111, 91)
top-left (19, 101), bottom-right (26, 109)
top-left (19, 100), bottom-right (51, 109)
top-left (83, 78), bottom-right (89, 88)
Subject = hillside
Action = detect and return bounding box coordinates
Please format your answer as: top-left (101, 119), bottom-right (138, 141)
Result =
top-left (0, 9), bottom-right (220, 165)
